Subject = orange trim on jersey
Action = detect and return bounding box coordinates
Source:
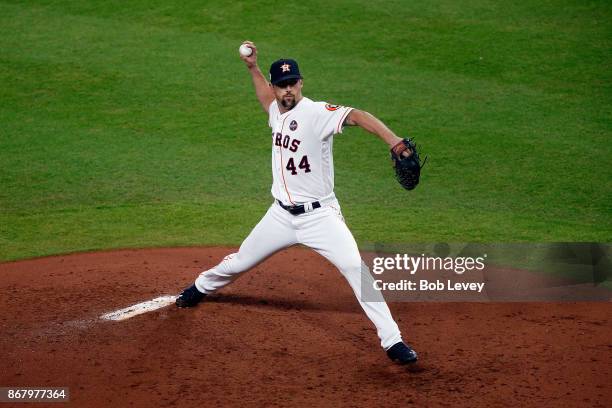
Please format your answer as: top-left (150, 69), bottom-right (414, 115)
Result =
top-left (279, 114), bottom-right (296, 205)
top-left (336, 108), bottom-right (352, 134)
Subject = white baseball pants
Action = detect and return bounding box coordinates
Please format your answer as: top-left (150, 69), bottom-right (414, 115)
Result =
top-left (195, 199), bottom-right (403, 350)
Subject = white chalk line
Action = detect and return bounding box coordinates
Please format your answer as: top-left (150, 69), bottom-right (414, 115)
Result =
top-left (100, 295), bottom-right (178, 321)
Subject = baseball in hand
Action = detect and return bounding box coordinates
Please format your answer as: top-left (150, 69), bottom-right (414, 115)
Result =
top-left (239, 44), bottom-right (253, 57)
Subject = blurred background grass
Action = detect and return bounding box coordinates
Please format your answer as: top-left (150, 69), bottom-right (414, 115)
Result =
top-left (1, 0), bottom-right (610, 261)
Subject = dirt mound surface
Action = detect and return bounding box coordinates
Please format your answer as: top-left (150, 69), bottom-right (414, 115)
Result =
top-left (1, 247), bottom-right (610, 407)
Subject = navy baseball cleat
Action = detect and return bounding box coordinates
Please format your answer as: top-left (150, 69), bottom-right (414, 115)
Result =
top-left (386, 342), bottom-right (418, 364)
top-left (176, 284), bottom-right (206, 308)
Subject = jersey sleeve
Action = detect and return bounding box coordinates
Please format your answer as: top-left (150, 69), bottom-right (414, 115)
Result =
top-left (268, 100), bottom-right (279, 128)
top-left (314, 102), bottom-right (354, 139)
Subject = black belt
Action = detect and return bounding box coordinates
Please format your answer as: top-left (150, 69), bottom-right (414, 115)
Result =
top-left (277, 200), bottom-right (321, 215)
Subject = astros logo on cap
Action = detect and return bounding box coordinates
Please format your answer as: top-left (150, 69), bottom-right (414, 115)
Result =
top-left (269, 58), bottom-right (302, 85)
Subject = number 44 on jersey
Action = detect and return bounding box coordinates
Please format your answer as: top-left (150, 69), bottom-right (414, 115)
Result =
top-left (274, 132), bottom-right (311, 175)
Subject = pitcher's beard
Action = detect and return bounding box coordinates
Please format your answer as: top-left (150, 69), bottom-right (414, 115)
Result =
top-left (281, 96), bottom-right (296, 110)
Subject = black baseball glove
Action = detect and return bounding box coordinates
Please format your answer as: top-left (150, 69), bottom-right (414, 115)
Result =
top-left (390, 138), bottom-right (427, 190)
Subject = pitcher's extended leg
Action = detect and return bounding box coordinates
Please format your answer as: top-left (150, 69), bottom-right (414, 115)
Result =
top-left (297, 207), bottom-right (402, 350)
top-left (195, 204), bottom-right (297, 294)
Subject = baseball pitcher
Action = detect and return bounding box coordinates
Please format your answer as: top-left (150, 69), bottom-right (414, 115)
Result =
top-left (176, 41), bottom-right (422, 365)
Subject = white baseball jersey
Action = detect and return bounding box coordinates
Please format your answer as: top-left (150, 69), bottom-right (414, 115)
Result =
top-left (268, 97), bottom-right (353, 205)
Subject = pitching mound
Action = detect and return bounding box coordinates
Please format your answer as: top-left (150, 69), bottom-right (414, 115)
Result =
top-left (1, 247), bottom-right (610, 407)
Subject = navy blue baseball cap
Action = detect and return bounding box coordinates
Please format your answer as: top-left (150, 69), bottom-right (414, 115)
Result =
top-left (269, 58), bottom-right (302, 85)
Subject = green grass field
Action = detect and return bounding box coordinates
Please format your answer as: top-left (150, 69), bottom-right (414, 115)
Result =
top-left (1, 0), bottom-right (610, 261)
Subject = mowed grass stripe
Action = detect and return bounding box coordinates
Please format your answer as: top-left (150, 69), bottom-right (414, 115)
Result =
top-left (0, 1), bottom-right (610, 260)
